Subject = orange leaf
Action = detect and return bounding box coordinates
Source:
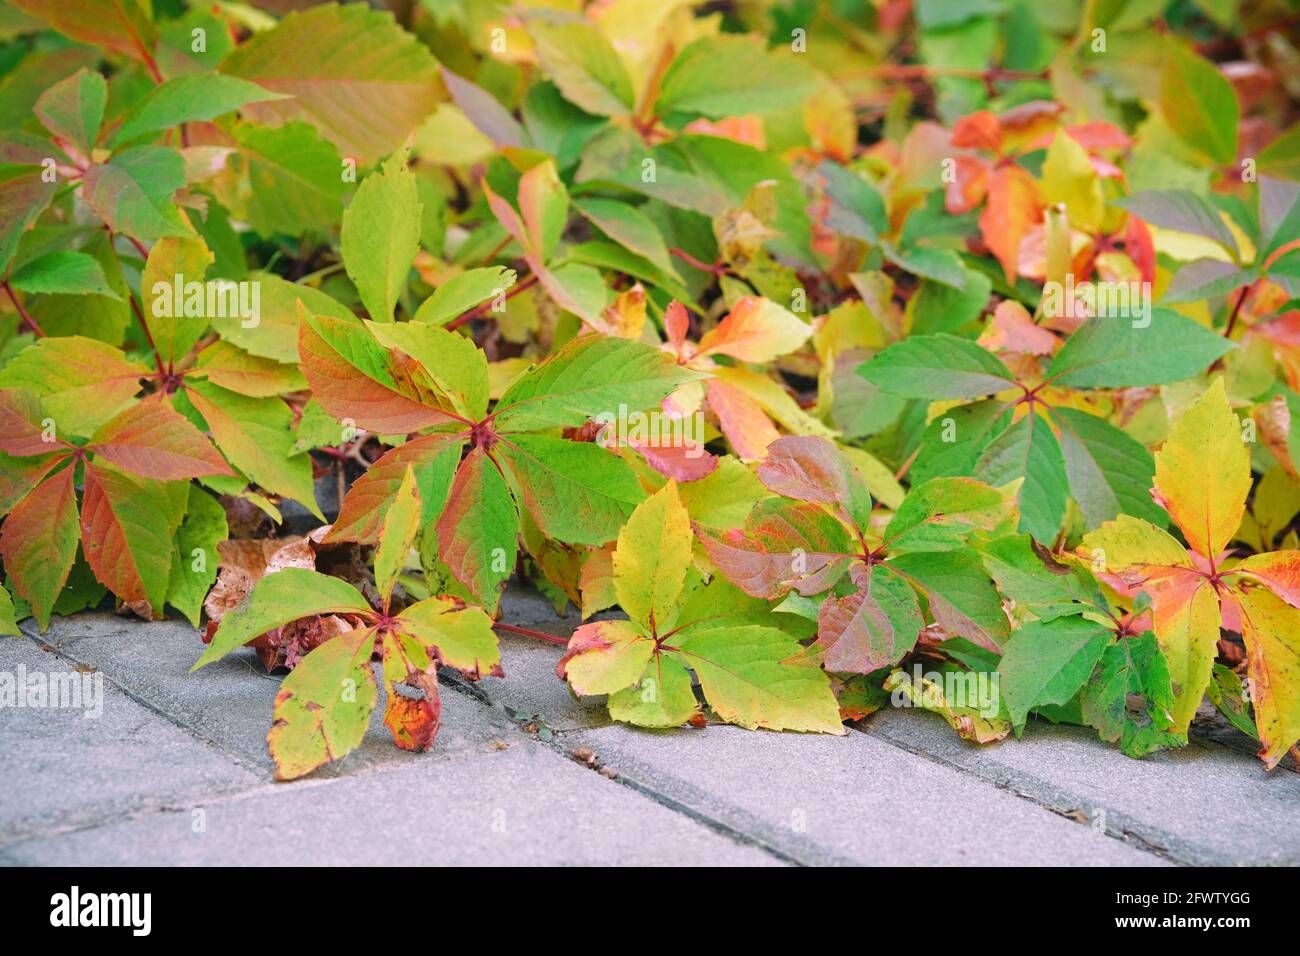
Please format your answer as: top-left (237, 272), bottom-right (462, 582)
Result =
top-left (980, 164), bottom-right (1039, 284)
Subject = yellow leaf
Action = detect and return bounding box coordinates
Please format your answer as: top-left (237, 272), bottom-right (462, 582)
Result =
top-left (612, 481), bottom-right (693, 632)
top-left (1079, 514), bottom-right (1193, 573)
top-left (1234, 587), bottom-right (1300, 769)
top-left (1151, 573), bottom-right (1220, 735)
top-left (1038, 131), bottom-right (1104, 234)
top-left (1153, 377), bottom-right (1250, 560)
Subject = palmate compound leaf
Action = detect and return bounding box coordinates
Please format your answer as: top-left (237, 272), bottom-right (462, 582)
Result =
top-left (558, 485), bottom-right (841, 733)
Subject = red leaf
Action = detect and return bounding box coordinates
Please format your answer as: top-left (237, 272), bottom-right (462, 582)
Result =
top-left (383, 671), bottom-right (442, 752)
top-left (87, 396), bottom-right (233, 480)
top-left (945, 155), bottom-right (988, 214)
top-left (756, 435), bottom-right (848, 505)
top-left (951, 111), bottom-right (1001, 152)
top-left (630, 437), bottom-right (719, 482)
top-left (0, 465), bottom-right (78, 630)
top-left (0, 388), bottom-right (58, 456)
top-left (327, 432), bottom-right (461, 543)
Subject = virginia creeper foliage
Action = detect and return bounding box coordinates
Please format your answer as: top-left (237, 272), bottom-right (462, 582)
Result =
top-left (0, 0), bottom-right (1297, 778)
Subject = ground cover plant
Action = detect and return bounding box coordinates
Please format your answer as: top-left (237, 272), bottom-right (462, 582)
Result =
top-left (0, 0), bottom-right (1297, 780)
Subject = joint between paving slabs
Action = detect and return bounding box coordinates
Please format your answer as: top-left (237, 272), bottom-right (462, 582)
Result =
top-left (437, 668), bottom-right (811, 866)
top-left (854, 721), bottom-right (1192, 865)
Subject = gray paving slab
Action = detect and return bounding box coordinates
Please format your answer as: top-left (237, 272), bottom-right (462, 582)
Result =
top-left (863, 708), bottom-right (1300, 866)
top-left (0, 635), bottom-right (257, 845)
top-left (1, 739), bottom-right (781, 866)
top-left (565, 721), bottom-right (1166, 866)
top-left (23, 613), bottom-right (519, 778)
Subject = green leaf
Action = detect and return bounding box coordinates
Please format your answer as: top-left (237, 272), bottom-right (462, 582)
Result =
top-left (1159, 41), bottom-right (1239, 167)
top-left (366, 321), bottom-right (489, 420)
top-left (80, 461), bottom-right (187, 615)
top-left (1259, 176), bottom-right (1300, 260)
top-left (412, 266), bottom-right (517, 327)
top-left (559, 619), bottom-right (655, 696)
top-left (858, 334), bottom-right (1016, 399)
top-left (997, 615), bottom-right (1112, 732)
top-left (328, 433), bottom-right (462, 544)
top-left (81, 145), bottom-right (191, 242)
top-left (573, 198), bottom-right (676, 276)
top-left (228, 122), bottom-right (346, 236)
top-left (0, 145), bottom-right (58, 273)
top-left (0, 582), bottom-right (19, 636)
top-left (1080, 632), bottom-right (1182, 757)
top-left (817, 161), bottom-right (887, 243)
top-left (192, 567), bottom-right (370, 670)
top-left (655, 35), bottom-right (816, 118)
top-left (267, 627), bottom-right (377, 780)
top-left (977, 533), bottom-right (1106, 611)
top-left (881, 242), bottom-right (968, 290)
top-left (498, 434), bottom-right (644, 546)
top-left (214, 272), bottom-right (348, 364)
top-left (494, 335), bottom-right (701, 432)
top-left (1163, 259), bottom-right (1255, 304)
top-left (341, 150), bottom-right (421, 322)
top-left (166, 485), bottom-right (227, 627)
top-left (884, 477), bottom-right (1019, 553)
top-left (373, 465), bottom-right (420, 605)
top-left (1054, 408), bottom-right (1164, 530)
top-left (140, 235), bottom-right (215, 368)
top-left (889, 549), bottom-right (1010, 653)
top-left (9, 251), bottom-right (119, 299)
top-left (975, 411), bottom-right (1070, 544)
top-left (1046, 309), bottom-right (1233, 388)
top-left (526, 19), bottom-right (634, 117)
top-left (114, 72), bottom-right (287, 146)
top-left (220, 3), bottom-right (442, 163)
top-left (676, 621), bottom-right (844, 733)
top-left (0, 465), bottom-right (78, 631)
top-left (33, 67), bottom-right (106, 157)
top-left (910, 400), bottom-right (1011, 486)
top-left (0, 336), bottom-right (148, 438)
